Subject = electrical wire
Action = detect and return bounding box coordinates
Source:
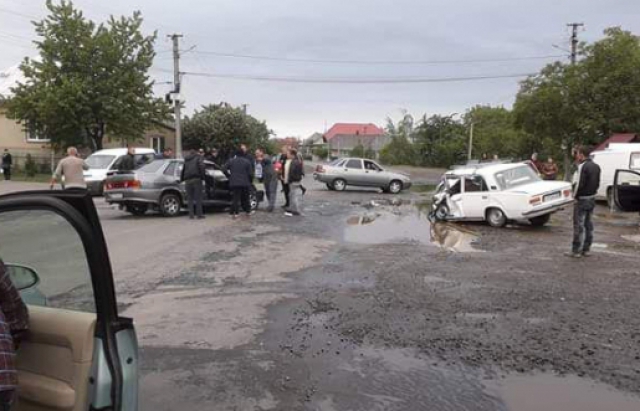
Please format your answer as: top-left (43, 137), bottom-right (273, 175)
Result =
top-left (188, 50), bottom-right (566, 66)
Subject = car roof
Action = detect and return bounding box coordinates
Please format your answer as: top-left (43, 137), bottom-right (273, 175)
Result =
top-left (446, 162), bottom-right (529, 176)
top-left (90, 148), bottom-right (156, 155)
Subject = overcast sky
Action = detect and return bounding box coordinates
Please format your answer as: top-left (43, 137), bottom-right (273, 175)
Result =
top-left (1, 0), bottom-right (639, 138)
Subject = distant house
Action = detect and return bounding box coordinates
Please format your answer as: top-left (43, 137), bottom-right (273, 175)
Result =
top-left (324, 123), bottom-right (389, 159)
top-left (594, 133), bottom-right (640, 152)
top-left (301, 132), bottom-right (326, 158)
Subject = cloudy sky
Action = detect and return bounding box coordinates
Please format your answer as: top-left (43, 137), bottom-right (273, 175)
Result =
top-left (1, 0), bottom-right (639, 138)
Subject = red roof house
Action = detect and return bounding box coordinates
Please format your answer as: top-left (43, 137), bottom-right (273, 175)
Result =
top-left (325, 123), bottom-right (385, 140)
top-left (594, 133), bottom-right (640, 151)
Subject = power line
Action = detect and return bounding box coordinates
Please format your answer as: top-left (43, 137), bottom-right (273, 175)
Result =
top-left (170, 70), bottom-right (535, 84)
top-left (0, 6), bottom-right (39, 20)
top-left (188, 50), bottom-right (565, 65)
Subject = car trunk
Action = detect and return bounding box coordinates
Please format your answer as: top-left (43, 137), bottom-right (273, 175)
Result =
top-left (104, 172), bottom-right (142, 191)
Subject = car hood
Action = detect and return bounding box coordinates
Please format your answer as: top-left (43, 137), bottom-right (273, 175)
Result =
top-left (506, 181), bottom-right (571, 195)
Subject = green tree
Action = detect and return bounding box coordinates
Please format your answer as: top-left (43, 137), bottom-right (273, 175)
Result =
top-left (182, 103), bottom-right (272, 161)
top-left (413, 114), bottom-right (466, 167)
top-left (464, 106), bottom-right (532, 161)
top-left (7, 0), bottom-right (169, 151)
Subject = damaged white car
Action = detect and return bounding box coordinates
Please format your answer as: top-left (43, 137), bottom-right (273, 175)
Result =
top-left (430, 162), bottom-right (574, 227)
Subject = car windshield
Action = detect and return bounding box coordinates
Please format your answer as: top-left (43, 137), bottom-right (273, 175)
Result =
top-left (138, 160), bottom-right (166, 173)
top-left (329, 158), bottom-right (343, 166)
top-left (494, 165), bottom-right (541, 190)
top-left (86, 155), bottom-right (115, 169)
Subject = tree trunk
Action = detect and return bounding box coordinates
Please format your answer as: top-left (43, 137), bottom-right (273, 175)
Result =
top-left (563, 138), bottom-right (573, 182)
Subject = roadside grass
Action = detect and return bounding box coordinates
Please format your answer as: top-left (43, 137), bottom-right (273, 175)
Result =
top-left (7, 173), bottom-right (51, 184)
top-left (411, 184), bottom-right (436, 194)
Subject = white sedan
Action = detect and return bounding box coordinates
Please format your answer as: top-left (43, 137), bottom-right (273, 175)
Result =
top-left (431, 162), bottom-right (574, 227)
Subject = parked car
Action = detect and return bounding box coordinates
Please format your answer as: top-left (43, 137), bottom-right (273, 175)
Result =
top-left (104, 159), bottom-right (264, 217)
top-left (614, 169), bottom-right (640, 212)
top-left (313, 158), bottom-right (412, 194)
top-left (575, 144), bottom-right (640, 207)
top-left (84, 148), bottom-right (157, 195)
top-left (0, 190), bottom-right (138, 410)
top-left (430, 162), bottom-right (574, 227)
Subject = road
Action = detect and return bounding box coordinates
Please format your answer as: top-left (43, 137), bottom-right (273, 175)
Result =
top-left (1, 179), bottom-right (640, 410)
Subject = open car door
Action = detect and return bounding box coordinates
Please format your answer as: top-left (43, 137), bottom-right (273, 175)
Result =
top-left (614, 169), bottom-right (640, 212)
top-left (0, 191), bottom-right (138, 411)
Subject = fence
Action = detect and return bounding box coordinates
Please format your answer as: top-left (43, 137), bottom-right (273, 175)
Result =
top-left (9, 153), bottom-right (64, 175)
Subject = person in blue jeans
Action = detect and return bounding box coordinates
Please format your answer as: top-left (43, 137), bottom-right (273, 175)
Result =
top-left (566, 146), bottom-right (601, 258)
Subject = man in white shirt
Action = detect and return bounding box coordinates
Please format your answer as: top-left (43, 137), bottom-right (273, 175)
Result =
top-left (50, 147), bottom-right (90, 190)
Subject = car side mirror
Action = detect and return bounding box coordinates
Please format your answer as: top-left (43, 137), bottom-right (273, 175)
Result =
top-left (5, 264), bottom-right (40, 291)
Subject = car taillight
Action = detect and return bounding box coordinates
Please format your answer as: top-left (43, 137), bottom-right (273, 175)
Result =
top-left (529, 196), bottom-right (542, 205)
top-left (563, 189), bottom-right (572, 197)
top-left (105, 182), bottom-right (112, 191)
top-left (127, 180), bottom-right (141, 189)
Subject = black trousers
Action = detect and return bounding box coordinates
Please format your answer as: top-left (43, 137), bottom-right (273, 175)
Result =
top-left (2, 167), bottom-right (10, 181)
top-left (185, 179), bottom-right (204, 218)
top-left (231, 187), bottom-right (250, 215)
top-left (282, 182), bottom-right (290, 207)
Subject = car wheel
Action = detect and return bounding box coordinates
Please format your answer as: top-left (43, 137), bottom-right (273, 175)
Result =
top-left (160, 193), bottom-right (182, 217)
top-left (486, 208), bottom-right (507, 227)
top-left (529, 214), bottom-right (551, 227)
top-left (326, 183), bottom-right (335, 191)
top-left (332, 179), bottom-right (347, 192)
top-left (434, 204), bottom-right (449, 221)
top-left (249, 192), bottom-right (259, 211)
top-left (127, 204), bottom-right (148, 216)
top-left (388, 180), bottom-right (403, 194)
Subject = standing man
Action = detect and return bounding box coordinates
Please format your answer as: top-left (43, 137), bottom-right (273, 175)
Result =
top-left (50, 147), bottom-right (90, 190)
top-left (155, 147), bottom-right (174, 160)
top-left (181, 147), bottom-right (206, 220)
top-left (204, 148), bottom-right (219, 165)
top-left (530, 153), bottom-right (542, 174)
top-left (566, 146), bottom-right (601, 258)
top-left (285, 148), bottom-right (305, 217)
top-left (542, 157), bottom-right (559, 181)
top-left (225, 148), bottom-right (253, 219)
top-left (277, 145), bottom-right (291, 209)
top-left (256, 149), bottom-right (277, 212)
top-left (1, 150), bottom-right (12, 181)
top-left (0, 259), bottom-right (30, 411)
top-left (118, 147), bottom-right (136, 171)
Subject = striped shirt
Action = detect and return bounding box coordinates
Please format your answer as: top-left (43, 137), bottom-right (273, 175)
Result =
top-left (0, 260), bottom-right (29, 391)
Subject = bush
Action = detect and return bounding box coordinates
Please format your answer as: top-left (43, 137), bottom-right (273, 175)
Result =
top-left (24, 154), bottom-right (38, 177)
top-left (379, 136), bottom-right (417, 166)
top-left (313, 147), bottom-right (329, 160)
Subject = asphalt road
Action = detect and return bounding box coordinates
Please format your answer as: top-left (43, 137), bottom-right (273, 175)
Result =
top-left (2, 179), bottom-right (640, 410)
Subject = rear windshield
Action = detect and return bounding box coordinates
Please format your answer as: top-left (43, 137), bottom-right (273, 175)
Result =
top-left (86, 155), bottom-right (115, 169)
top-left (139, 160), bottom-right (166, 173)
top-left (494, 165), bottom-right (540, 190)
top-left (329, 158), bottom-right (344, 166)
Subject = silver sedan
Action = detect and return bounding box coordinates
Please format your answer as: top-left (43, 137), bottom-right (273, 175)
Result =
top-left (313, 158), bottom-right (412, 194)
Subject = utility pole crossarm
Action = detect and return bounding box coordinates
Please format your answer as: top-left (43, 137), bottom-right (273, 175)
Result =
top-left (567, 23), bottom-right (584, 65)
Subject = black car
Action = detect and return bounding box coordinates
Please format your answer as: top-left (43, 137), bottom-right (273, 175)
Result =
top-left (104, 159), bottom-right (264, 217)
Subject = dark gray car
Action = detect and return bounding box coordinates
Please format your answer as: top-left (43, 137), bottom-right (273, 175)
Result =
top-left (104, 159), bottom-right (263, 217)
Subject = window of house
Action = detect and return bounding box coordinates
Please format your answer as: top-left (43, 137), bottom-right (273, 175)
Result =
top-left (25, 122), bottom-right (50, 143)
top-left (150, 136), bottom-right (165, 153)
top-left (346, 159), bottom-right (362, 169)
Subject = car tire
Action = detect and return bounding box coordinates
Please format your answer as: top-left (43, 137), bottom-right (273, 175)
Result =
top-left (160, 193), bottom-right (182, 217)
top-left (486, 207), bottom-right (507, 227)
top-left (388, 180), bottom-right (403, 194)
top-left (434, 204), bottom-right (449, 221)
top-left (127, 204), bottom-right (148, 216)
top-left (332, 179), bottom-right (347, 192)
top-left (529, 214), bottom-right (551, 227)
top-left (326, 183), bottom-right (335, 191)
top-left (249, 192), bottom-right (259, 211)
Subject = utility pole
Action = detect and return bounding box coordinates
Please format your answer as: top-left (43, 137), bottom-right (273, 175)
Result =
top-left (564, 23), bottom-right (584, 180)
top-left (169, 34), bottom-right (183, 158)
top-left (467, 122), bottom-right (475, 162)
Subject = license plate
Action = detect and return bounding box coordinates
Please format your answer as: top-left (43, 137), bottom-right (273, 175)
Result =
top-left (109, 193), bottom-right (123, 200)
top-left (544, 192), bottom-right (561, 202)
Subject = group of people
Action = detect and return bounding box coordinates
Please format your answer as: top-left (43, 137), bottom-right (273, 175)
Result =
top-left (180, 143), bottom-right (306, 220)
top-left (530, 153), bottom-right (559, 181)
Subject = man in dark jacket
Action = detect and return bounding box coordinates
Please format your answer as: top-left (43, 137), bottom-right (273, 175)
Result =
top-left (225, 150), bottom-right (254, 219)
top-left (567, 146), bottom-right (601, 258)
top-left (181, 148), bottom-right (206, 219)
top-left (256, 149), bottom-right (277, 212)
top-left (118, 147), bottom-right (136, 171)
top-left (1, 150), bottom-right (12, 181)
top-left (0, 259), bottom-right (29, 410)
top-left (285, 148), bottom-right (305, 216)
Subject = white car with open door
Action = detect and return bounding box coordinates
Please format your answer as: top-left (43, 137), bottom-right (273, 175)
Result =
top-left (614, 169), bottom-right (640, 212)
top-left (430, 162), bottom-right (574, 227)
top-left (0, 190), bottom-right (138, 411)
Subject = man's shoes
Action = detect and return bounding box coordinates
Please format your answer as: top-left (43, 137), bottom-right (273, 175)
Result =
top-left (189, 216), bottom-right (195, 220)
top-left (232, 214), bottom-right (239, 220)
top-left (284, 212), bottom-right (293, 217)
top-left (582, 250), bottom-right (592, 257)
top-left (197, 216), bottom-right (205, 220)
top-left (267, 207), bottom-right (274, 213)
top-left (564, 251), bottom-right (583, 258)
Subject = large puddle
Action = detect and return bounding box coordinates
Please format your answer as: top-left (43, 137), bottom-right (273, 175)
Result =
top-left (343, 202), bottom-right (481, 252)
top-left (494, 373), bottom-right (640, 411)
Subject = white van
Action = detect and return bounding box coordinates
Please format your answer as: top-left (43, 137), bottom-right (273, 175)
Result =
top-left (589, 144), bottom-right (640, 206)
top-left (84, 148), bottom-right (156, 195)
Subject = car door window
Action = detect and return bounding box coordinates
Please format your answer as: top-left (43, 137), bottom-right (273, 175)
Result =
top-left (364, 161), bottom-right (381, 171)
top-left (346, 159), bottom-right (363, 169)
top-left (1, 209), bottom-right (93, 312)
top-left (164, 162), bottom-right (178, 176)
top-left (464, 177), bottom-right (488, 193)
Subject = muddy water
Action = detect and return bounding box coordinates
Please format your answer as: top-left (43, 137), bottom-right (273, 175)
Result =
top-left (494, 373), bottom-right (640, 411)
top-left (343, 206), bottom-right (481, 252)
